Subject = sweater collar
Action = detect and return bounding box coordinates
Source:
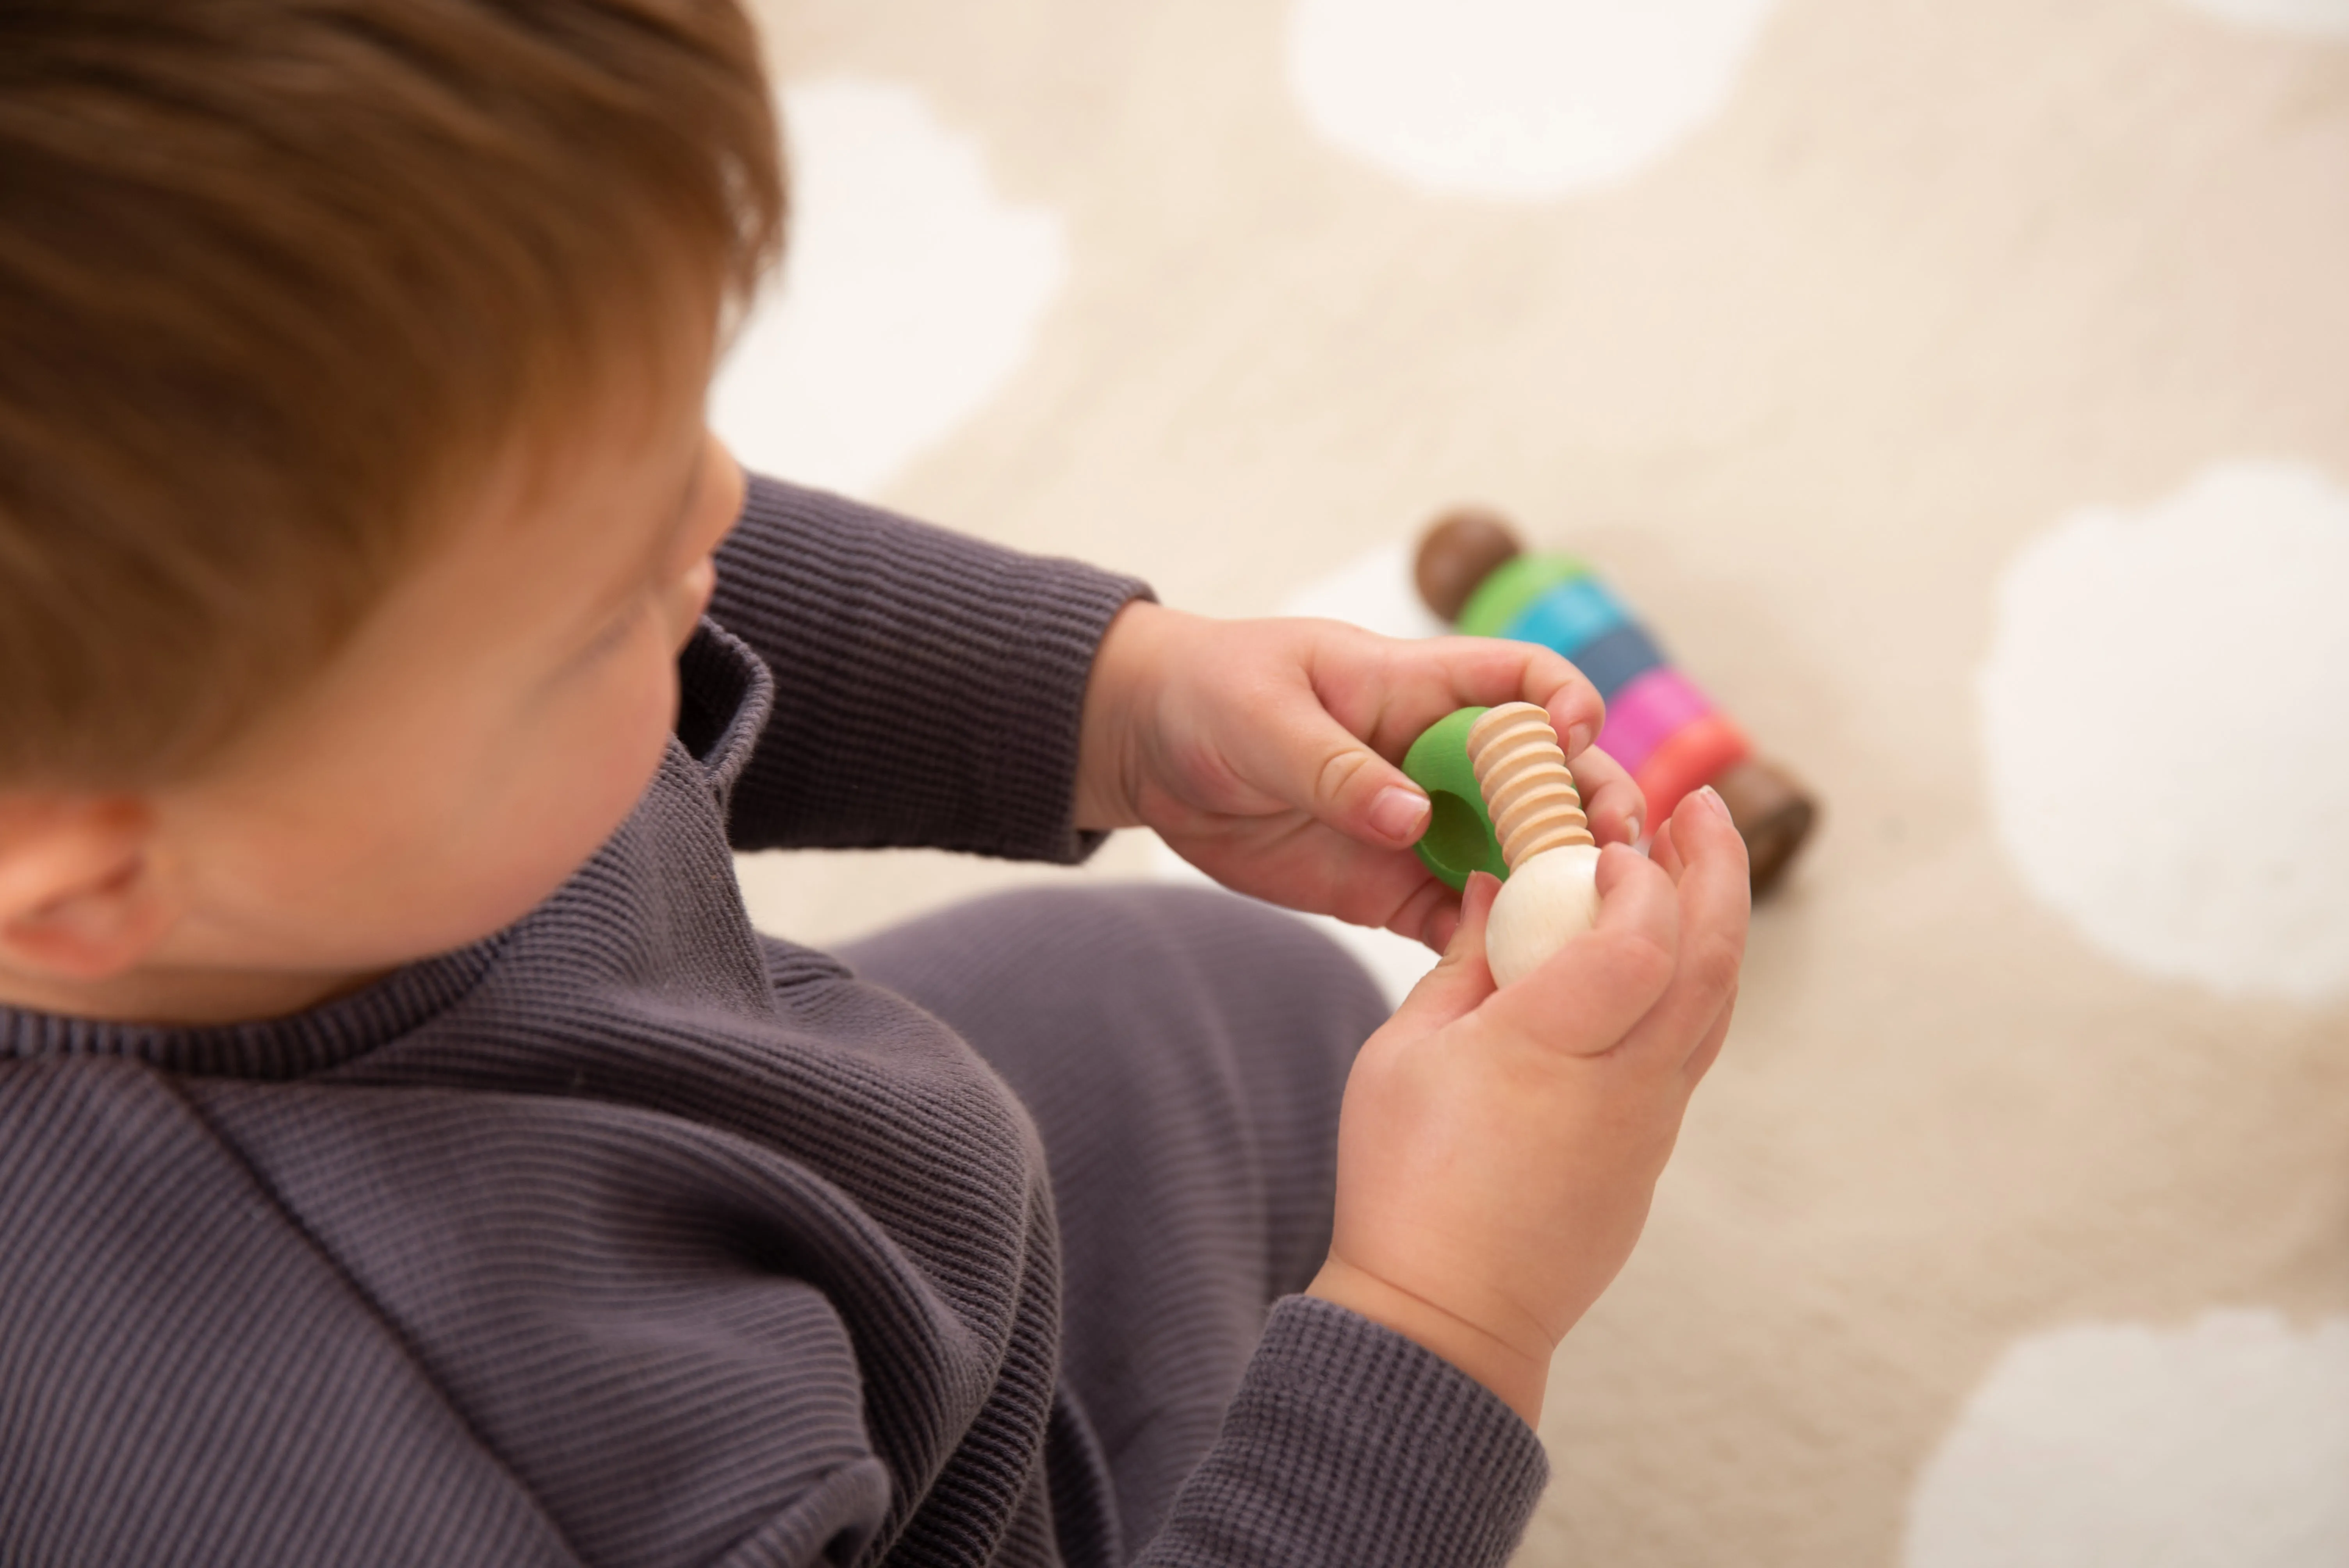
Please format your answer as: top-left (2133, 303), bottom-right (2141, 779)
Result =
top-left (0, 622), bottom-right (773, 1078)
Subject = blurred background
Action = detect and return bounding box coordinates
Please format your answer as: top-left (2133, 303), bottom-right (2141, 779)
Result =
top-left (713, 2), bottom-right (2349, 1563)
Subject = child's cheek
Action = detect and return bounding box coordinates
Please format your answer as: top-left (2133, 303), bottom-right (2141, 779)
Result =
top-left (570, 622), bottom-right (686, 836)
top-left (472, 624), bottom-right (683, 931)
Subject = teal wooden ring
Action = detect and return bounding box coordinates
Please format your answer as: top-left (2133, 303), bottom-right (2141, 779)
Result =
top-left (1499, 574), bottom-right (1630, 658)
top-left (1402, 706), bottom-right (1510, 893)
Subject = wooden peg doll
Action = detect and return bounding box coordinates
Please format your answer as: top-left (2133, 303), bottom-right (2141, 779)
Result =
top-left (1416, 506), bottom-right (1818, 896)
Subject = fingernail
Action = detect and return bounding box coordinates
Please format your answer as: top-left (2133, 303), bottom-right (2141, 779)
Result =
top-left (1564, 723), bottom-right (1592, 755)
top-left (1698, 784), bottom-right (1729, 820)
top-left (1625, 814), bottom-right (1642, 844)
top-left (1370, 786), bottom-right (1430, 842)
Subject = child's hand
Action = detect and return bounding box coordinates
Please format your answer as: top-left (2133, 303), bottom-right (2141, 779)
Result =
top-left (1075, 603), bottom-right (1645, 948)
top-left (1307, 788), bottom-right (1749, 1425)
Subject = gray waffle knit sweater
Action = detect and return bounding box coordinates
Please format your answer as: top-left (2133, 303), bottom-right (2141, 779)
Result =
top-left (0, 478), bottom-right (1548, 1567)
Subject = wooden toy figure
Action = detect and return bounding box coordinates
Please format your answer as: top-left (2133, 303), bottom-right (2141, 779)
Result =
top-left (1469, 702), bottom-right (1601, 986)
top-left (1416, 506), bottom-right (1818, 896)
top-left (1395, 700), bottom-right (1599, 984)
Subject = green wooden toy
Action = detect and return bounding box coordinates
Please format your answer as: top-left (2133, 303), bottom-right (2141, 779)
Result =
top-left (1401, 705), bottom-right (1510, 891)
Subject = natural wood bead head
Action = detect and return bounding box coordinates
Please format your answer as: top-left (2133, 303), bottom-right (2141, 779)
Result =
top-left (1415, 506), bottom-right (1526, 622)
top-left (1466, 702), bottom-right (1593, 870)
top-left (1485, 845), bottom-right (1601, 987)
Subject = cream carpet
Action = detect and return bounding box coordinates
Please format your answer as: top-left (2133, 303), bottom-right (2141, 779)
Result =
top-left (720, 2), bottom-right (2349, 1562)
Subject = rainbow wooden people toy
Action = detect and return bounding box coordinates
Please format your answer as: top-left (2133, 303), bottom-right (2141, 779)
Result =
top-left (1466, 702), bottom-right (1602, 985)
top-left (1415, 506), bottom-right (1818, 895)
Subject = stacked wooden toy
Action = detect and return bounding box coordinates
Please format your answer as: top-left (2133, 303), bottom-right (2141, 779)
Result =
top-left (1467, 702), bottom-right (1602, 987)
top-left (1397, 700), bottom-right (1604, 985)
top-left (1417, 507), bottom-right (1818, 896)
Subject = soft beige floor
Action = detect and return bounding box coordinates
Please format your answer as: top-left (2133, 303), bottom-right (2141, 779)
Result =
top-left (731, 3), bottom-right (2349, 1563)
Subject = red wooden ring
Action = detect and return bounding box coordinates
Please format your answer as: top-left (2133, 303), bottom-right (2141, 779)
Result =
top-left (1633, 711), bottom-right (1751, 830)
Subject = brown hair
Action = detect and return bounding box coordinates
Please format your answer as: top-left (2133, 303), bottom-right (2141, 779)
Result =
top-left (0, 0), bottom-right (785, 788)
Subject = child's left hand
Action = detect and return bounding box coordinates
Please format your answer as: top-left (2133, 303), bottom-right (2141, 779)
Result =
top-left (1075, 601), bottom-right (1646, 950)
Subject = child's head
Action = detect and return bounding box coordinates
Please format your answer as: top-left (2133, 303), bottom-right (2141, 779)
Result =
top-left (0, 0), bottom-right (785, 1019)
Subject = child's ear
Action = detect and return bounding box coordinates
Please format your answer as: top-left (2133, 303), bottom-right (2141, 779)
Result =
top-left (0, 795), bottom-right (173, 980)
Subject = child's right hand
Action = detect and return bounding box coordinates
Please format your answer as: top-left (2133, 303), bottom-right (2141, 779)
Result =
top-left (1306, 785), bottom-right (1750, 1426)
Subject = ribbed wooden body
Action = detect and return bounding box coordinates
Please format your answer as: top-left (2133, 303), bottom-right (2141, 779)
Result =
top-left (1465, 702), bottom-right (1593, 871)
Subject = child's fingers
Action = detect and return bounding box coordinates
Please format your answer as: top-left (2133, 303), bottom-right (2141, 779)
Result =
top-left (1352, 634), bottom-right (1609, 769)
top-left (1478, 844), bottom-right (1679, 1059)
top-left (1247, 689), bottom-right (1436, 851)
top-left (1501, 649), bottom-right (1608, 764)
top-left (1351, 633), bottom-right (1629, 841)
top-left (1386, 871), bottom-right (1501, 1030)
top-left (1421, 901), bottom-right (1462, 954)
top-left (1380, 871), bottom-right (1463, 952)
top-left (1561, 745), bottom-right (1644, 847)
top-left (1613, 789), bottom-right (1750, 1074)
top-left (1681, 986), bottom-right (1738, 1086)
top-left (1649, 818), bottom-right (1685, 882)
top-left (1458, 866), bottom-right (1500, 932)
top-left (1276, 626), bottom-right (1628, 852)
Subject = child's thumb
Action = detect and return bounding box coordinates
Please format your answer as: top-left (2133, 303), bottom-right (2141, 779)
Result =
top-left (1388, 871), bottom-right (1499, 1030)
top-left (1276, 707), bottom-right (1431, 850)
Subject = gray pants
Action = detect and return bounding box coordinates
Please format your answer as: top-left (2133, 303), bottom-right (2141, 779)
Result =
top-left (841, 883), bottom-right (1390, 1560)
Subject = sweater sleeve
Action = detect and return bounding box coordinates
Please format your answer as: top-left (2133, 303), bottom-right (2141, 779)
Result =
top-left (1135, 1296), bottom-right (1551, 1568)
top-left (708, 474), bottom-right (1150, 859)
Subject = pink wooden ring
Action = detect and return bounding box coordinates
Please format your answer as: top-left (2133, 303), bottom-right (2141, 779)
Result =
top-left (1594, 666), bottom-right (1714, 775)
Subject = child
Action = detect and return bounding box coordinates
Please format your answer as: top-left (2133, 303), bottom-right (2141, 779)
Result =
top-left (0, 2), bottom-right (1750, 1564)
